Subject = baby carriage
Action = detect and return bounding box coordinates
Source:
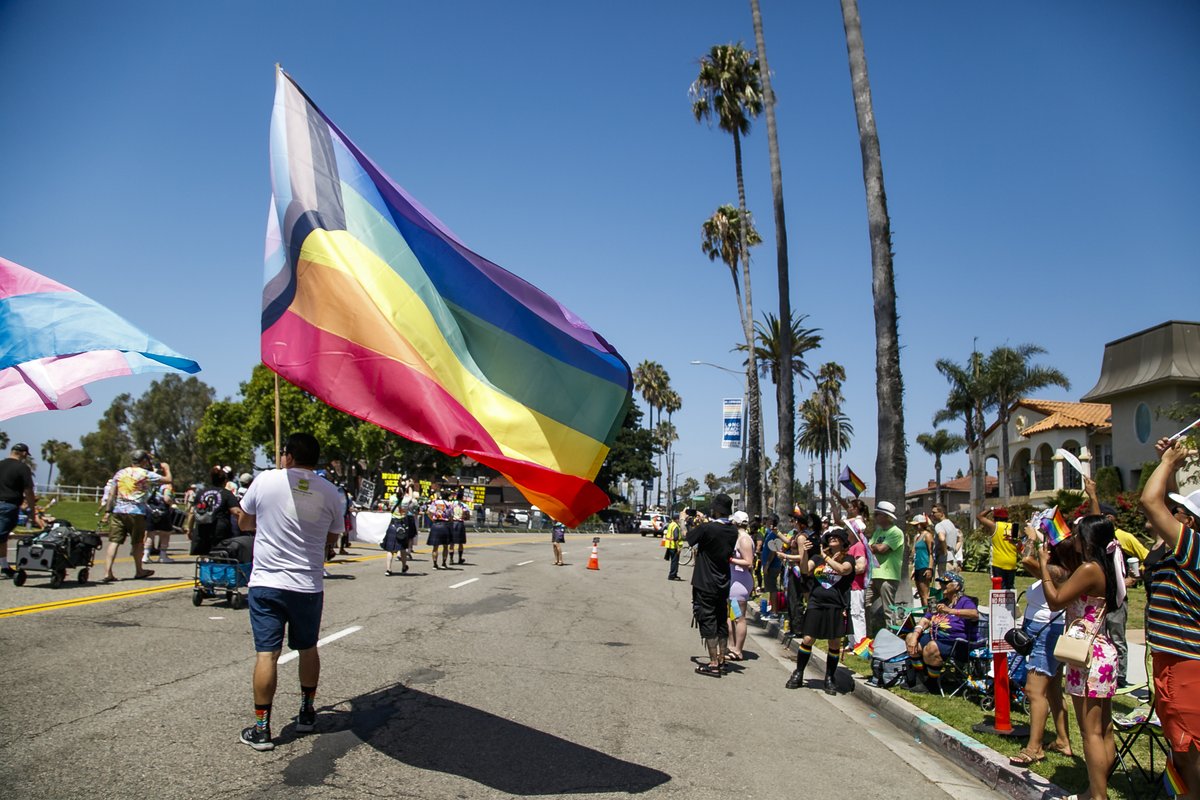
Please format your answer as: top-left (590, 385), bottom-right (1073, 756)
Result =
top-left (192, 535), bottom-right (254, 609)
top-left (955, 641), bottom-right (1030, 715)
top-left (13, 522), bottom-right (102, 588)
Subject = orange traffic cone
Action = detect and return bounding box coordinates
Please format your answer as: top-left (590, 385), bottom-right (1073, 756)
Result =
top-left (586, 542), bottom-right (600, 570)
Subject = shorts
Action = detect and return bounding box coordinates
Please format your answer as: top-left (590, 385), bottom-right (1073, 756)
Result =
top-left (108, 513), bottom-right (147, 546)
top-left (991, 566), bottom-right (1016, 590)
top-left (0, 501), bottom-right (19, 542)
top-left (1153, 650), bottom-right (1200, 753)
top-left (912, 567), bottom-right (933, 583)
top-left (248, 586), bottom-right (324, 652)
top-left (552, 530), bottom-right (565, 544)
top-left (1024, 619), bottom-right (1064, 677)
top-left (692, 587), bottom-right (729, 640)
top-left (917, 632), bottom-right (956, 662)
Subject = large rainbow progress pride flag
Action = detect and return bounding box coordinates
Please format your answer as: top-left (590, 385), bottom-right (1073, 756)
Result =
top-left (263, 70), bottom-right (632, 526)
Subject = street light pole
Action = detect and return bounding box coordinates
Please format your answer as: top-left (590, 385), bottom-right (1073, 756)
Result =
top-left (691, 360), bottom-right (749, 511)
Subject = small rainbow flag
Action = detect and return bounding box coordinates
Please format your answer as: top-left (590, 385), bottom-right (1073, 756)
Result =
top-left (1164, 755), bottom-right (1187, 797)
top-left (839, 466), bottom-right (866, 497)
top-left (1039, 506), bottom-right (1072, 546)
top-left (853, 637), bottom-right (873, 657)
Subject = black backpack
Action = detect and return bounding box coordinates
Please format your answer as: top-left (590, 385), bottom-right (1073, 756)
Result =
top-left (194, 489), bottom-right (222, 526)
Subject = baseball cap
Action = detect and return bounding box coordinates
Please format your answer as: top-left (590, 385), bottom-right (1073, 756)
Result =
top-left (1169, 490), bottom-right (1200, 521)
top-left (1098, 503), bottom-right (1119, 517)
top-left (992, 507), bottom-right (1010, 521)
top-left (911, 513), bottom-right (929, 525)
top-left (10, 443), bottom-right (28, 453)
top-left (937, 571), bottom-right (965, 586)
top-left (731, 510), bottom-right (750, 526)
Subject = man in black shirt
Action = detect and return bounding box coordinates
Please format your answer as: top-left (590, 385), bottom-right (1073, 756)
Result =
top-left (0, 443), bottom-right (41, 577)
top-left (686, 493), bottom-right (738, 676)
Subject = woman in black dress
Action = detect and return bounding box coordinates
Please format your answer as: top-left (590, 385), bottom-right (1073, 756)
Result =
top-left (782, 527), bottom-right (855, 694)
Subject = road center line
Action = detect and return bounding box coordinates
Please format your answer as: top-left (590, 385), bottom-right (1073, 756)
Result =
top-left (516, 560), bottom-right (534, 566)
top-left (449, 577), bottom-right (479, 589)
top-left (278, 625), bottom-right (362, 664)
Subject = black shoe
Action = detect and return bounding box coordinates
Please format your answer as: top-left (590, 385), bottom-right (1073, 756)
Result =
top-left (904, 664), bottom-right (919, 688)
top-left (295, 708), bottom-right (315, 733)
top-left (0, 567), bottom-right (15, 579)
top-left (824, 677), bottom-right (837, 695)
top-left (908, 679), bottom-right (930, 694)
top-left (785, 670), bottom-right (804, 689)
top-left (239, 726), bottom-right (274, 751)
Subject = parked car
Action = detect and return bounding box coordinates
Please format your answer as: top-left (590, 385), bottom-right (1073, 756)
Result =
top-left (638, 512), bottom-right (666, 537)
top-left (505, 509), bottom-right (530, 525)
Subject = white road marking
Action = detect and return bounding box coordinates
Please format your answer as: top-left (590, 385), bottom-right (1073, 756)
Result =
top-left (517, 560), bottom-right (534, 566)
top-left (278, 625), bottom-right (363, 664)
top-left (208, 616), bottom-right (225, 620)
top-left (449, 578), bottom-right (479, 589)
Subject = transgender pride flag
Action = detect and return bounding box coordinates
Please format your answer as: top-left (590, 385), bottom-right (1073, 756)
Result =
top-left (0, 256), bottom-right (200, 420)
top-left (263, 69), bottom-right (632, 526)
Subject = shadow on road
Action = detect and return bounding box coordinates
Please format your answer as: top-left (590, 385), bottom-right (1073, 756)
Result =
top-left (280, 683), bottom-right (671, 795)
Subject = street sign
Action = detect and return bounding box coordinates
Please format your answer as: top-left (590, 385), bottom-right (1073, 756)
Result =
top-left (356, 478), bottom-right (376, 508)
top-left (989, 589), bottom-right (1017, 653)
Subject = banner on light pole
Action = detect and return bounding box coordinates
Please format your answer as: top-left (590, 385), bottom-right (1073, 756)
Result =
top-left (721, 398), bottom-right (743, 449)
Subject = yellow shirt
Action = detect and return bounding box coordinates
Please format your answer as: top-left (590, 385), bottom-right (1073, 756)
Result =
top-left (991, 522), bottom-right (1019, 570)
top-left (1114, 528), bottom-right (1149, 563)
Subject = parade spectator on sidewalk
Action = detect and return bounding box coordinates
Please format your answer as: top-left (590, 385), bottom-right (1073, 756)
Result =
top-left (99, 450), bottom-right (172, 583)
top-left (1032, 514), bottom-right (1122, 800)
top-left (0, 443), bottom-right (41, 578)
top-left (687, 493), bottom-right (738, 677)
top-left (903, 572), bottom-right (979, 692)
top-left (930, 503), bottom-right (960, 572)
top-left (726, 511), bottom-right (755, 661)
top-left (1141, 438), bottom-right (1200, 800)
top-left (1010, 547), bottom-right (1072, 766)
top-left (760, 515), bottom-right (784, 619)
top-left (238, 433), bottom-right (346, 751)
top-left (911, 514), bottom-right (935, 609)
top-left (866, 501), bottom-right (904, 637)
top-left (833, 496), bottom-right (870, 648)
top-left (979, 506), bottom-right (1019, 589)
top-left (1088, 486), bottom-right (1148, 690)
top-left (784, 527), bottom-right (855, 694)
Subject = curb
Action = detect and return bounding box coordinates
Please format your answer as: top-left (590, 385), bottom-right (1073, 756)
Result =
top-left (749, 609), bottom-right (1068, 800)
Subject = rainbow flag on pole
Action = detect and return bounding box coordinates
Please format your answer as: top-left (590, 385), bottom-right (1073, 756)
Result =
top-left (263, 70), bottom-right (632, 527)
top-left (839, 466), bottom-right (866, 497)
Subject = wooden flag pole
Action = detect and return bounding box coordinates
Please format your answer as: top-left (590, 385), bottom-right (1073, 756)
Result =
top-left (274, 372), bottom-right (282, 467)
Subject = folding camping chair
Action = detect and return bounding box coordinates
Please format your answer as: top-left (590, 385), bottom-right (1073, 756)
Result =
top-left (1111, 703), bottom-right (1172, 799)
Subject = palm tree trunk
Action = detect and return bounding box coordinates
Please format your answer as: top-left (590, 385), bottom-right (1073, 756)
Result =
top-left (749, 0), bottom-right (794, 517)
top-left (999, 406), bottom-right (1012, 504)
top-left (934, 455), bottom-right (942, 506)
top-left (732, 129), bottom-right (763, 519)
top-left (841, 0), bottom-right (906, 506)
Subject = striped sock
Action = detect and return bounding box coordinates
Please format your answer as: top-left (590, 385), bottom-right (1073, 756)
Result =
top-left (910, 658), bottom-right (925, 672)
top-left (254, 704), bottom-right (271, 733)
top-left (798, 642), bottom-right (813, 655)
top-left (828, 648), bottom-right (842, 663)
top-left (927, 666), bottom-right (941, 680)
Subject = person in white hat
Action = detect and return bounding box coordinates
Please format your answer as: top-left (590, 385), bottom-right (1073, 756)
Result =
top-left (866, 500), bottom-right (904, 638)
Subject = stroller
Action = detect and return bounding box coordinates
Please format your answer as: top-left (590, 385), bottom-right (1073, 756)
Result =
top-left (192, 535), bottom-right (254, 609)
top-left (13, 522), bottom-right (102, 588)
top-left (954, 640), bottom-right (1030, 715)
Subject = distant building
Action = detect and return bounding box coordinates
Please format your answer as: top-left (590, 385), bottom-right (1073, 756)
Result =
top-left (1082, 321), bottom-right (1200, 491)
top-left (906, 474), bottom-right (998, 516)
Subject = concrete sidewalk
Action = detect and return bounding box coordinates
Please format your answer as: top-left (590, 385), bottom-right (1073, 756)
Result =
top-left (750, 609), bottom-right (1070, 800)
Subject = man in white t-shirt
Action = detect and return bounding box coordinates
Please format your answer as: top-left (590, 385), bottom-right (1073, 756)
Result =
top-left (236, 433), bottom-right (345, 752)
top-left (930, 504), bottom-right (961, 573)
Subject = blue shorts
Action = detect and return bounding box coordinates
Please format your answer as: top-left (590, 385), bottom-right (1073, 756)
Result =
top-left (1024, 619), bottom-right (1064, 677)
top-left (917, 632), bottom-right (957, 661)
top-left (0, 501), bottom-right (19, 542)
top-left (248, 586), bottom-right (324, 652)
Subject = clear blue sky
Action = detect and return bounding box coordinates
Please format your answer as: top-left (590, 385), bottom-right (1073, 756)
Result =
top-left (2, 1), bottom-right (1197, 500)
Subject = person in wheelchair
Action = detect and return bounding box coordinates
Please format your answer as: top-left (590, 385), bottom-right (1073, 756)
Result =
top-left (904, 572), bottom-right (979, 692)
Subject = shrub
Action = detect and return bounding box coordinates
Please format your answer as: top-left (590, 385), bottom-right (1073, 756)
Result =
top-left (1095, 466), bottom-right (1123, 499)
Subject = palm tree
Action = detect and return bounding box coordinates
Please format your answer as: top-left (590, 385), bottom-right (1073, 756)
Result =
top-left (40, 439), bottom-right (69, 487)
top-left (983, 344), bottom-right (1071, 503)
top-left (632, 360), bottom-right (668, 508)
top-left (737, 312), bottom-right (822, 510)
top-left (748, 0), bottom-right (796, 521)
top-left (816, 362), bottom-right (848, 503)
top-left (935, 348), bottom-right (988, 522)
top-left (660, 388), bottom-right (681, 507)
top-left (840, 0), bottom-right (906, 506)
top-left (701, 206), bottom-right (762, 327)
top-left (916, 430), bottom-right (968, 506)
top-left (693, 42), bottom-right (766, 518)
top-left (797, 394), bottom-right (853, 511)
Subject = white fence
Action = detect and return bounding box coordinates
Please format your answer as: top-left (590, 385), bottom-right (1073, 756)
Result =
top-left (36, 484), bottom-right (106, 502)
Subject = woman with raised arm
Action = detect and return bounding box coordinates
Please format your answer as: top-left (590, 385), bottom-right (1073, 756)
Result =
top-left (1029, 514), bottom-right (1122, 800)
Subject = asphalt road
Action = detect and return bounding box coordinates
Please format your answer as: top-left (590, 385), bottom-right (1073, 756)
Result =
top-left (0, 533), bottom-right (1003, 799)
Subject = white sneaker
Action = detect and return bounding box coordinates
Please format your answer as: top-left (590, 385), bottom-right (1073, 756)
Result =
top-left (157, 554), bottom-right (175, 564)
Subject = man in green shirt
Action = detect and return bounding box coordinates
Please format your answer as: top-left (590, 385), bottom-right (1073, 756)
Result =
top-left (866, 500), bottom-right (905, 638)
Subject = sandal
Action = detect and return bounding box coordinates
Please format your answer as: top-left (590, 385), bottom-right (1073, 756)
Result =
top-left (101, 575), bottom-right (118, 584)
top-left (1009, 748), bottom-right (1045, 766)
top-left (695, 664), bottom-right (722, 678)
top-left (1046, 742), bottom-right (1074, 757)
top-left (134, 570), bottom-right (155, 579)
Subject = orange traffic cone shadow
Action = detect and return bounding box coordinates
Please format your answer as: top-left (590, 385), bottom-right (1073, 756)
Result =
top-left (586, 542), bottom-right (600, 570)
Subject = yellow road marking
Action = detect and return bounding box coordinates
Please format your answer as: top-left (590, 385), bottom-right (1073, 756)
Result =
top-left (0, 536), bottom-right (549, 619)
